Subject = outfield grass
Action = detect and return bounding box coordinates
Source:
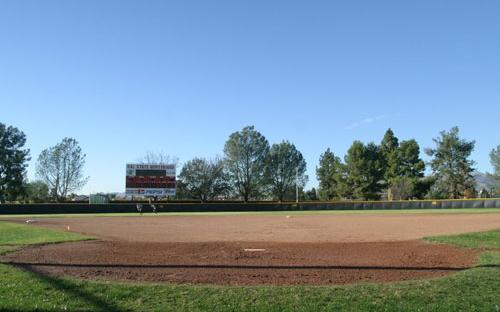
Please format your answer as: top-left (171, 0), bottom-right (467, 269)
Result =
top-left (426, 229), bottom-right (500, 249)
top-left (0, 207), bottom-right (499, 219)
top-left (0, 221), bottom-right (498, 311)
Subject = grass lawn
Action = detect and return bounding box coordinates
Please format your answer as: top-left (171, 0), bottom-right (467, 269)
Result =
top-left (0, 222), bottom-right (91, 246)
top-left (426, 229), bottom-right (500, 249)
top-left (0, 207), bottom-right (499, 219)
top-left (0, 221), bottom-right (499, 311)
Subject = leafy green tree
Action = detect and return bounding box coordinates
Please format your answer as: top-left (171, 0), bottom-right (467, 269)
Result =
top-left (266, 141), bottom-right (307, 201)
top-left (178, 157), bottom-right (228, 201)
top-left (488, 144), bottom-right (500, 193)
top-left (345, 141), bottom-right (384, 200)
top-left (224, 126), bottom-right (270, 201)
top-left (316, 148), bottom-right (344, 200)
top-left (425, 127), bottom-right (476, 199)
top-left (25, 180), bottom-right (50, 203)
top-left (36, 138), bottom-right (89, 201)
top-left (0, 123), bottom-right (30, 202)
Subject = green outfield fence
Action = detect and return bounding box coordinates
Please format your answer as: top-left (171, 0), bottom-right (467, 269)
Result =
top-left (0, 198), bottom-right (499, 214)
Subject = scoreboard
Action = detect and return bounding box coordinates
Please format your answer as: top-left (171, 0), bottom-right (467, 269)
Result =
top-left (125, 163), bottom-right (176, 196)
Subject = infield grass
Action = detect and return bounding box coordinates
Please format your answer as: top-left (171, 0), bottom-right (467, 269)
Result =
top-left (0, 222), bottom-right (91, 246)
top-left (0, 221), bottom-right (498, 311)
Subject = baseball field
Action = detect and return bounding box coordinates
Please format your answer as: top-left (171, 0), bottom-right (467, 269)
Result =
top-left (1, 209), bottom-right (499, 311)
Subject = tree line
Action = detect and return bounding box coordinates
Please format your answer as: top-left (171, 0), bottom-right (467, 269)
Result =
top-left (177, 126), bottom-right (499, 201)
top-left (316, 127), bottom-right (477, 200)
top-left (177, 126), bottom-right (308, 202)
top-left (0, 122), bottom-right (499, 202)
top-left (0, 123), bottom-right (88, 203)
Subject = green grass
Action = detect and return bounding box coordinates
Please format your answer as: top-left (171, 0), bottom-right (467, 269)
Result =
top-left (0, 221), bottom-right (91, 256)
top-left (1, 207), bottom-right (499, 219)
top-left (0, 221), bottom-right (499, 311)
top-left (0, 245), bottom-right (18, 255)
top-left (0, 221), bottom-right (91, 246)
top-left (426, 229), bottom-right (500, 249)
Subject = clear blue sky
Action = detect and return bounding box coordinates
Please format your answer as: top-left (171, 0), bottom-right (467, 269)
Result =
top-left (1, 0), bottom-right (499, 194)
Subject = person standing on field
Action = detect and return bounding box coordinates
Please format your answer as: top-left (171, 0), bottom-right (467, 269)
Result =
top-left (149, 197), bottom-right (158, 215)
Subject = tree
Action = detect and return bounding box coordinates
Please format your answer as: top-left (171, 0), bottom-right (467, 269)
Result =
top-left (380, 128), bottom-right (399, 183)
top-left (303, 187), bottom-right (318, 201)
top-left (379, 129), bottom-right (426, 200)
top-left (345, 141), bottom-right (384, 200)
top-left (266, 141), bottom-right (307, 201)
top-left (0, 123), bottom-right (30, 202)
top-left (489, 144), bottom-right (500, 192)
top-left (386, 139), bottom-right (425, 200)
top-left (380, 129), bottom-right (400, 199)
top-left (25, 180), bottom-right (50, 203)
top-left (316, 148), bottom-right (347, 200)
top-left (414, 176), bottom-right (436, 199)
top-left (139, 151), bottom-right (179, 166)
top-left (380, 128), bottom-right (399, 156)
top-left (224, 126), bottom-right (270, 201)
top-left (389, 176), bottom-right (415, 200)
top-left (177, 157), bottom-right (228, 201)
top-left (396, 140), bottom-right (425, 178)
top-left (425, 127), bottom-right (476, 199)
top-left (36, 138), bottom-right (89, 201)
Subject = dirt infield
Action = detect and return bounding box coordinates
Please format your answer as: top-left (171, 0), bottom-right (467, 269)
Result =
top-left (9, 213), bottom-right (500, 243)
top-left (3, 213), bottom-right (500, 285)
top-left (4, 240), bottom-right (478, 285)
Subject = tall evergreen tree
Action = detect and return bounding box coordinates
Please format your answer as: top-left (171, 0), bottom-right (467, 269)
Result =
top-left (425, 127), bottom-right (476, 199)
top-left (380, 129), bottom-right (399, 157)
top-left (397, 140), bottom-right (425, 178)
top-left (0, 123), bottom-right (30, 202)
top-left (379, 128), bottom-right (426, 200)
top-left (316, 148), bottom-right (346, 200)
top-left (379, 129), bottom-right (400, 196)
top-left (387, 139), bottom-right (426, 200)
top-left (316, 148), bottom-right (340, 200)
top-left (345, 141), bottom-right (384, 200)
top-left (488, 144), bottom-right (500, 192)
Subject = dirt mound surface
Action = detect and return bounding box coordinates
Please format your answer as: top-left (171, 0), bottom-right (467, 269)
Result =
top-left (2, 240), bottom-right (478, 285)
top-left (7, 213), bottom-right (500, 243)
